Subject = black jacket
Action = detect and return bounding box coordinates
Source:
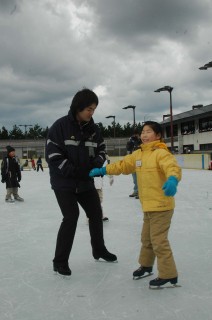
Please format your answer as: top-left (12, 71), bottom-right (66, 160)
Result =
top-left (46, 110), bottom-right (106, 192)
top-left (1, 156), bottom-right (21, 188)
top-left (126, 136), bottom-right (141, 154)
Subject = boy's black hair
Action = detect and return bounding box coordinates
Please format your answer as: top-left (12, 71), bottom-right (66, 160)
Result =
top-left (141, 121), bottom-right (163, 138)
top-left (70, 88), bottom-right (99, 116)
top-left (6, 145), bottom-right (15, 153)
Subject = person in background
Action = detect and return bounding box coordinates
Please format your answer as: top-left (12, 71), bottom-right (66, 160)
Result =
top-left (89, 121), bottom-right (181, 288)
top-left (46, 88), bottom-right (117, 277)
top-left (126, 129), bottom-right (141, 199)
top-left (36, 156), bottom-right (43, 172)
top-left (21, 159), bottom-right (30, 171)
top-left (29, 157), bottom-right (36, 170)
top-left (1, 145), bottom-right (24, 202)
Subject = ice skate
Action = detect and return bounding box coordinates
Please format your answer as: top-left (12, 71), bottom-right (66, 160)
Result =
top-left (129, 192), bottom-right (138, 197)
top-left (14, 195), bottom-right (24, 202)
top-left (5, 197), bottom-right (15, 203)
top-left (102, 216), bottom-right (109, 221)
top-left (133, 266), bottom-right (153, 280)
top-left (93, 249), bottom-right (117, 262)
top-left (149, 277), bottom-right (181, 289)
top-left (53, 263), bottom-right (71, 276)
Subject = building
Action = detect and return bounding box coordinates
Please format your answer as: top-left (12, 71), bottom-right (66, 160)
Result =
top-left (0, 139), bottom-right (46, 161)
top-left (161, 103), bottom-right (212, 156)
top-left (1, 103), bottom-right (212, 160)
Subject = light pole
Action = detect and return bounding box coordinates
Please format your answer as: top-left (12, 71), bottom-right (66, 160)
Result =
top-left (122, 105), bottom-right (136, 129)
top-left (154, 86), bottom-right (174, 152)
top-left (18, 124), bottom-right (33, 137)
top-left (199, 61), bottom-right (212, 70)
top-left (105, 115), bottom-right (116, 138)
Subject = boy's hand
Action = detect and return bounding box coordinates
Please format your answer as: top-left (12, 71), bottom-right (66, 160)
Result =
top-left (89, 167), bottom-right (106, 177)
top-left (162, 176), bottom-right (178, 196)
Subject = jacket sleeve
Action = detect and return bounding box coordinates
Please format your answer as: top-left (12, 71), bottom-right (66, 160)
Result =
top-left (158, 150), bottom-right (182, 182)
top-left (46, 123), bottom-right (77, 177)
top-left (16, 161), bottom-right (21, 182)
top-left (1, 159), bottom-right (7, 182)
top-left (90, 127), bottom-right (106, 169)
top-left (106, 154), bottom-right (136, 175)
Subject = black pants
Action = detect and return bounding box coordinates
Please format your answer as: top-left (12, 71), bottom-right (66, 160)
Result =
top-left (37, 164), bottom-right (43, 171)
top-left (53, 188), bottom-right (106, 265)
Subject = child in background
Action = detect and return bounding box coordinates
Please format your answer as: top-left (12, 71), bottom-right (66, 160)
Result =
top-left (94, 173), bottom-right (114, 221)
top-left (89, 121), bottom-right (181, 288)
top-left (89, 154), bottom-right (114, 222)
top-left (36, 156), bottom-right (43, 172)
top-left (29, 157), bottom-right (36, 170)
top-left (1, 145), bottom-right (24, 202)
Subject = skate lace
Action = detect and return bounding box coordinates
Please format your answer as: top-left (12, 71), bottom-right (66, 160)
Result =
top-left (138, 266), bottom-right (143, 271)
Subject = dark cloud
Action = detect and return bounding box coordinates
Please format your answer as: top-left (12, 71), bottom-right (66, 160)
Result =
top-left (94, 0), bottom-right (211, 44)
top-left (0, 0), bottom-right (212, 130)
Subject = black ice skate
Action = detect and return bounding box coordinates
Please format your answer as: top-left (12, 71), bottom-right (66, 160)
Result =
top-left (14, 195), bottom-right (24, 201)
top-left (93, 249), bottom-right (117, 262)
top-left (102, 217), bottom-right (109, 221)
top-left (133, 266), bottom-right (153, 280)
top-left (53, 263), bottom-right (72, 276)
top-left (5, 197), bottom-right (15, 203)
top-left (149, 277), bottom-right (181, 289)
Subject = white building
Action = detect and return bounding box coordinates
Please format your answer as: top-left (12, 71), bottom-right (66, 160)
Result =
top-left (161, 103), bottom-right (212, 155)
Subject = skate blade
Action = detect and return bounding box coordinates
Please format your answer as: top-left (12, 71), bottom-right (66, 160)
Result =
top-left (149, 284), bottom-right (181, 290)
top-left (133, 272), bottom-right (153, 280)
top-left (54, 271), bottom-right (71, 279)
top-left (94, 258), bottom-right (118, 263)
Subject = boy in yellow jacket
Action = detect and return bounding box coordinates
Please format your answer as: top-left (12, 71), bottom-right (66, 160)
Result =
top-left (89, 121), bottom-right (181, 288)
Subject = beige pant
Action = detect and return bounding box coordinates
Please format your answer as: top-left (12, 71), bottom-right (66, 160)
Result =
top-left (6, 187), bottom-right (19, 199)
top-left (138, 210), bottom-right (177, 279)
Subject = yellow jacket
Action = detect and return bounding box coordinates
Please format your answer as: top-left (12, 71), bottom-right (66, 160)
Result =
top-left (106, 140), bottom-right (182, 212)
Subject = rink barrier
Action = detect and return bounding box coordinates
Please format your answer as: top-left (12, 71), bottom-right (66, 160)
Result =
top-left (110, 154), bottom-right (211, 170)
top-left (0, 154), bottom-right (210, 170)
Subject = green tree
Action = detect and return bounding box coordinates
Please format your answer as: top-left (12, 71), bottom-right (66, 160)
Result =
top-left (9, 125), bottom-right (24, 139)
top-left (27, 124), bottom-right (44, 139)
top-left (0, 126), bottom-right (9, 139)
top-left (41, 126), bottom-right (49, 138)
top-left (123, 122), bottom-right (133, 137)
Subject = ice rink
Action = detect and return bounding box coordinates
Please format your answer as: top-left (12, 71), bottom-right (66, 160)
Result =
top-left (0, 168), bottom-right (212, 320)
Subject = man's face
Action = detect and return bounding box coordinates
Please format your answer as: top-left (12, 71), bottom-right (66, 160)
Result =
top-left (76, 104), bottom-right (97, 122)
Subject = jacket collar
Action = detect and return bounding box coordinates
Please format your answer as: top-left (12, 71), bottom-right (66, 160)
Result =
top-left (141, 140), bottom-right (169, 152)
top-left (67, 109), bottom-right (95, 128)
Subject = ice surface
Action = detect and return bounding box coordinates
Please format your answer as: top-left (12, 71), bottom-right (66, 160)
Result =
top-left (0, 168), bottom-right (212, 320)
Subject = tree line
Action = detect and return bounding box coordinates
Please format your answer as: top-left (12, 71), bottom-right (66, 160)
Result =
top-left (0, 122), bottom-right (144, 140)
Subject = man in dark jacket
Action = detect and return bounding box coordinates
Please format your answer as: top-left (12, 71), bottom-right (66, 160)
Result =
top-left (46, 88), bottom-right (117, 276)
top-left (1, 146), bottom-right (24, 202)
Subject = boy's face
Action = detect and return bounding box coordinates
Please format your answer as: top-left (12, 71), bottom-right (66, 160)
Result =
top-left (8, 151), bottom-right (15, 157)
top-left (141, 125), bottom-right (161, 144)
top-left (76, 104), bottom-right (97, 122)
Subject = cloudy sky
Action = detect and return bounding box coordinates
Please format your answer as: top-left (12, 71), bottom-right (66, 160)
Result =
top-left (1, 0), bottom-right (212, 132)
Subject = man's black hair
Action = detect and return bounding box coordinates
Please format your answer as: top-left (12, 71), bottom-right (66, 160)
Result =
top-left (70, 88), bottom-right (98, 116)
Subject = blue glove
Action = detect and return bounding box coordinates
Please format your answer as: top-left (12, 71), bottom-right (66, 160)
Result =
top-left (89, 167), bottom-right (106, 177)
top-left (162, 176), bottom-right (178, 196)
